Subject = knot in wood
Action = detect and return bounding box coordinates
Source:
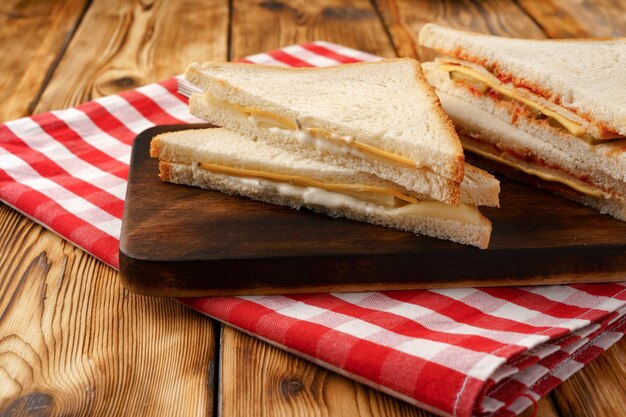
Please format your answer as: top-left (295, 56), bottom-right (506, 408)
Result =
top-left (4, 12), bottom-right (23, 20)
top-left (113, 77), bottom-right (139, 89)
top-left (279, 377), bottom-right (304, 398)
top-left (0, 392), bottom-right (54, 417)
top-left (321, 7), bottom-right (374, 20)
top-left (257, 1), bottom-right (304, 22)
top-left (258, 1), bottom-right (286, 11)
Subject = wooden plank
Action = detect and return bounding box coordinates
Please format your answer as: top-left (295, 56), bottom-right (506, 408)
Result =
top-left (230, 0), bottom-right (396, 59)
top-left (0, 0), bottom-right (230, 415)
top-left (374, 0), bottom-right (546, 60)
top-left (551, 337), bottom-right (626, 417)
top-left (0, 204), bottom-right (216, 415)
top-left (0, 0), bottom-right (88, 121)
top-left (517, 0), bottom-right (626, 38)
top-left (34, 0), bottom-right (229, 113)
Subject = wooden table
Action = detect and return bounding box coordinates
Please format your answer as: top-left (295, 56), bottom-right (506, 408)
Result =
top-left (1, 1), bottom-right (625, 416)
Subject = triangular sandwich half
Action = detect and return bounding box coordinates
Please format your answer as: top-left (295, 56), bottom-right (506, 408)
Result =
top-left (183, 59), bottom-right (472, 206)
top-left (419, 24), bottom-right (626, 220)
top-left (150, 128), bottom-right (495, 248)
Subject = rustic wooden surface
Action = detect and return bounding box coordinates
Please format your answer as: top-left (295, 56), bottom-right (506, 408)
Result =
top-left (375, 0), bottom-right (547, 60)
top-left (0, 1), bottom-right (226, 416)
top-left (1, 1), bottom-right (625, 417)
top-left (517, 0), bottom-right (626, 38)
top-left (0, 0), bottom-right (89, 120)
top-left (0, 206), bottom-right (216, 416)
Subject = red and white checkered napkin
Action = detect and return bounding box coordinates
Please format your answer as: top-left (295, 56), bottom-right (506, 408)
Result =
top-left (1, 42), bottom-right (625, 417)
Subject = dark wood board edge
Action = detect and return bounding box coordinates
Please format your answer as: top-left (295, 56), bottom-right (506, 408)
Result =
top-left (119, 251), bottom-right (626, 297)
top-left (119, 122), bottom-right (215, 255)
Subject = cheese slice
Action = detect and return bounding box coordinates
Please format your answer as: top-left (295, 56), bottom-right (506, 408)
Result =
top-left (196, 162), bottom-right (485, 225)
top-left (203, 93), bottom-right (417, 168)
top-left (462, 140), bottom-right (607, 198)
top-left (440, 64), bottom-right (587, 137)
top-left (198, 162), bottom-right (418, 205)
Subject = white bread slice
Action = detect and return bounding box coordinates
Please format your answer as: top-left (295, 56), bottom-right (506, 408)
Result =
top-left (152, 128), bottom-right (407, 192)
top-left (418, 24), bottom-right (626, 136)
top-left (184, 59), bottom-right (465, 186)
top-left (150, 128), bottom-right (493, 248)
top-left (151, 127), bottom-right (499, 207)
top-left (432, 90), bottom-right (626, 221)
top-left (461, 164), bottom-right (499, 208)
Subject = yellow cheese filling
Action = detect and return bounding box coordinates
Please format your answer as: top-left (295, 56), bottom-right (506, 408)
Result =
top-left (462, 140), bottom-right (606, 198)
top-left (203, 94), bottom-right (417, 168)
top-left (198, 162), bottom-right (417, 205)
top-left (439, 64), bottom-right (588, 138)
top-left (306, 128), bottom-right (416, 168)
top-left (197, 162), bottom-right (484, 224)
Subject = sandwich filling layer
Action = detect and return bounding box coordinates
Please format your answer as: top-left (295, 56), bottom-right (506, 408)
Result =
top-left (198, 162), bottom-right (417, 205)
top-left (439, 62), bottom-right (624, 143)
top-left (203, 93), bottom-right (418, 169)
top-left (191, 162), bottom-right (486, 225)
top-left (461, 136), bottom-right (610, 199)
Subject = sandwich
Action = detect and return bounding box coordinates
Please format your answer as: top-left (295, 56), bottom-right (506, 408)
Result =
top-left (182, 59), bottom-right (499, 207)
top-left (151, 128), bottom-right (494, 248)
top-left (419, 24), bottom-right (626, 220)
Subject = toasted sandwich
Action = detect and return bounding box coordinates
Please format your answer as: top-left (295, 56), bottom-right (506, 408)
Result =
top-left (182, 59), bottom-right (491, 207)
top-left (419, 24), bottom-right (626, 220)
top-left (150, 128), bottom-right (495, 248)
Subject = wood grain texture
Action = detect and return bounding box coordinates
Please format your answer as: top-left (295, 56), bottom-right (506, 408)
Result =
top-left (219, 325), bottom-right (435, 417)
top-left (374, 0), bottom-right (546, 60)
top-left (0, 205), bottom-right (216, 416)
top-left (230, 0), bottom-right (396, 59)
top-left (551, 338), bottom-right (626, 417)
top-left (1, 1), bottom-right (229, 416)
top-left (0, 0), bottom-right (88, 121)
top-left (34, 0), bottom-right (229, 113)
top-left (517, 0), bottom-right (626, 38)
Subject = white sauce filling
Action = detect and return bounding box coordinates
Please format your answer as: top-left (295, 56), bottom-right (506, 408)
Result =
top-left (268, 126), bottom-right (370, 160)
top-left (202, 168), bottom-right (484, 225)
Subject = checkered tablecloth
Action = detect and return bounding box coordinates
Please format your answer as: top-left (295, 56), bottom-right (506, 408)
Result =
top-left (1, 41), bottom-right (624, 417)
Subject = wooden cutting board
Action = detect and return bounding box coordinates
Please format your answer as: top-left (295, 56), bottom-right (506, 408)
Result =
top-left (119, 124), bottom-right (626, 297)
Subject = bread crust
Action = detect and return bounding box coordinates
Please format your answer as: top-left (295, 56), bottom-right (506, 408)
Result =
top-left (149, 137), bottom-right (162, 158)
top-left (410, 58), bottom-right (465, 183)
top-left (158, 157), bottom-right (171, 181)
